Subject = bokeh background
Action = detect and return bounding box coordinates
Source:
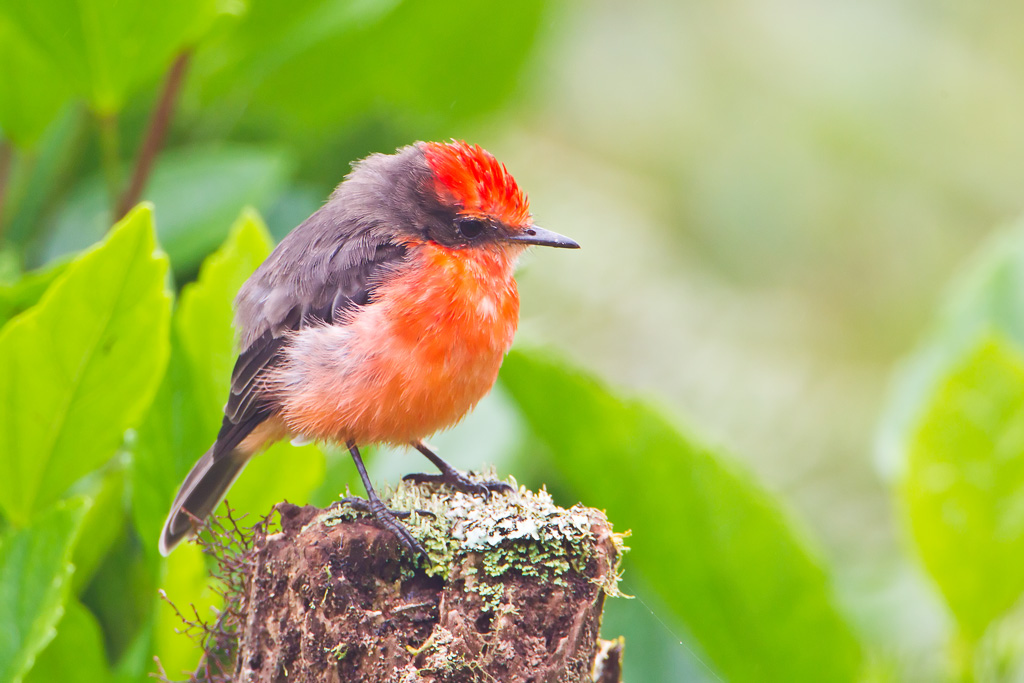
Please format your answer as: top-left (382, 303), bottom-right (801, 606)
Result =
top-left (3, 0), bottom-right (1024, 681)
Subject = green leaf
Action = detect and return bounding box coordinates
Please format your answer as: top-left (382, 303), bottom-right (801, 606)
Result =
top-left (499, 350), bottom-right (863, 683)
top-left (133, 210), bottom-right (324, 551)
top-left (0, 0), bottom-right (223, 113)
top-left (877, 218), bottom-right (1024, 481)
top-left (153, 543), bottom-right (216, 678)
top-left (68, 466), bottom-right (126, 593)
top-left (219, 439), bottom-right (325, 523)
top-left (78, 530), bottom-right (158, 674)
top-left (111, 624), bottom-right (155, 683)
top-left (0, 498), bottom-right (88, 683)
top-left (24, 599), bottom-right (111, 683)
top-left (902, 334), bottom-right (1024, 640)
top-left (131, 210), bottom-right (274, 548)
top-left (599, 581), bottom-right (705, 682)
top-left (0, 259), bottom-right (70, 330)
top-left (174, 209), bottom-right (326, 525)
top-left (0, 205), bottom-right (171, 525)
top-left (175, 207), bottom-right (275, 432)
top-left (195, 0), bottom-right (546, 136)
top-left (43, 145), bottom-right (292, 273)
top-left (0, 17), bottom-right (72, 148)
top-left (131, 348), bottom-right (207, 552)
top-left (3, 109), bottom-right (84, 251)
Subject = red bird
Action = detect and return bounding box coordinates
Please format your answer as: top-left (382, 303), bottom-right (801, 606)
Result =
top-left (159, 141), bottom-right (578, 556)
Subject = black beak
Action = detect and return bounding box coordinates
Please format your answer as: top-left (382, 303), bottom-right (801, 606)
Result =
top-left (507, 226), bottom-right (580, 249)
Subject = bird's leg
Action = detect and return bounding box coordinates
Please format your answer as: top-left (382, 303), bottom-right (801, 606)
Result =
top-left (404, 441), bottom-right (515, 499)
top-left (341, 441), bottom-right (428, 558)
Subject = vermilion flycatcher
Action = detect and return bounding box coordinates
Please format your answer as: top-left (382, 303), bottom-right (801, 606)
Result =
top-left (159, 140), bottom-right (578, 556)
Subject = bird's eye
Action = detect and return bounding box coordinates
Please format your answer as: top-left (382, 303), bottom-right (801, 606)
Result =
top-left (456, 218), bottom-right (486, 240)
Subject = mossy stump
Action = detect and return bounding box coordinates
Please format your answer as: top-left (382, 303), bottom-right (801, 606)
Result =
top-left (233, 479), bottom-right (626, 682)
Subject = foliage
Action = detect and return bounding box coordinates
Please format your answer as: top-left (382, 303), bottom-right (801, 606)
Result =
top-left (500, 352), bottom-right (862, 681)
top-left (0, 200), bottom-right (869, 681)
top-left (1, 0), bottom-right (1023, 681)
top-left (0, 0), bottom-right (221, 115)
top-left (880, 217), bottom-right (1024, 678)
top-left (0, 499), bottom-right (88, 683)
top-left (903, 336), bottom-right (1024, 641)
top-left (0, 207), bottom-right (169, 525)
top-left (44, 147), bottom-right (292, 273)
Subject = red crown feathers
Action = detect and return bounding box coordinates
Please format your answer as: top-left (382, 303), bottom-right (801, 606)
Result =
top-left (422, 140), bottom-right (531, 228)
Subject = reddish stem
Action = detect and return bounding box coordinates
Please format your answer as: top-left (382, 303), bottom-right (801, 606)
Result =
top-left (115, 50), bottom-right (192, 221)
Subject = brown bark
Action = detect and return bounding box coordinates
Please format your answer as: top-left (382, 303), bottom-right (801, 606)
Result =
top-left (231, 481), bottom-right (626, 682)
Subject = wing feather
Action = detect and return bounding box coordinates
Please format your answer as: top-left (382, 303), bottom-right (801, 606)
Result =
top-left (216, 237), bottom-right (408, 454)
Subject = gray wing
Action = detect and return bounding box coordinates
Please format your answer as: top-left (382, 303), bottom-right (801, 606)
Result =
top-left (215, 219), bottom-right (408, 454)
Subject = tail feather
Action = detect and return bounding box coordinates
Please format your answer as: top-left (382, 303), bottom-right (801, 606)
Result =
top-left (158, 447), bottom-right (250, 556)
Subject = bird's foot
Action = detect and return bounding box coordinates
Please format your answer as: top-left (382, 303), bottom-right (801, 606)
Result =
top-left (335, 496), bottom-right (433, 559)
top-left (403, 469), bottom-right (515, 500)
top-left (334, 496), bottom-right (435, 519)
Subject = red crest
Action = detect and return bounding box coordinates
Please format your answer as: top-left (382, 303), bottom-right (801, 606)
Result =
top-left (422, 140), bottom-right (531, 227)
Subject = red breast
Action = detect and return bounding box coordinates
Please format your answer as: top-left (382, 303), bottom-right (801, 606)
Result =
top-left (271, 240), bottom-right (522, 444)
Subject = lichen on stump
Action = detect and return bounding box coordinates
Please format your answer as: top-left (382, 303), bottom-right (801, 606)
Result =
top-left (231, 478), bottom-right (627, 682)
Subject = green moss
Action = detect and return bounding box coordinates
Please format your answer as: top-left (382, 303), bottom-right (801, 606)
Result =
top-left (325, 642), bottom-right (348, 661)
top-left (315, 474), bottom-right (627, 612)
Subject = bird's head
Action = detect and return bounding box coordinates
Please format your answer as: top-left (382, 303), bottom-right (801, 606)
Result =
top-left (336, 140), bottom-right (579, 253)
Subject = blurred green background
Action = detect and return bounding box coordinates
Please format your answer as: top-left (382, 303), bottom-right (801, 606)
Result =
top-left (3, 0), bottom-right (1024, 681)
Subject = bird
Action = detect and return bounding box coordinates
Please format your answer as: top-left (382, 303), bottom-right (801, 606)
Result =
top-left (158, 140), bottom-right (579, 557)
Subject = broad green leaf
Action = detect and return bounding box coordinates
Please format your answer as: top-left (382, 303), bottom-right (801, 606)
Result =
top-left (0, 17), bottom-right (72, 148)
top-left (131, 210), bottom-right (275, 548)
top-left (0, 498), bottom-right (88, 683)
top-left (499, 351), bottom-right (863, 683)
top-left (133, 210), bottom-right (324, 551)
top-left (175, 208), bottom-right (274, 433)
top-left (599, 581), bottom-right (710, 682)
top-left (877, 217), bottom-right (1024, 481)
top-left (24, 599), bottom-right (111, 683)
top-left (0, 205), bottom-right (171, 525)
top-left (154, 543), bottom-right (216, 678)
top-left (174, 210), bottom-right (325, 527)
top-left (78, 529), bottom-right (159, 672)
top-left (220, 439), bottom-right (325, 524)
top-left (0, 259), bottom-right (70, 330)
top-left (195, 0), bottom-right (546, 137)
top-left (0, 0), bottom-right (222, 113)
top-left (132, 343), bottom-right (211, 550)
top-left (4, 109), bottom-right (84, 251)
top-left (43, 146), bottom-right (292, 273)
top-left (902, 335), bottom-right (1024, 640)
top-left (69, 466), bottom-right (126, 593)
top-left (111, 625), bottom-right (155, 683)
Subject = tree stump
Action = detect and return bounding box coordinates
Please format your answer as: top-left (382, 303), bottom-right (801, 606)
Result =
top-left (231, 479), bottom-right (626, 682)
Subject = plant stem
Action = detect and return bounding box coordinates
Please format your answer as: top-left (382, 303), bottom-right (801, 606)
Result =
top-left (0, 139), bottom-right (13, 244)
top-left (115, 50), bottom-right (192, 221)
top-left (96, 111), bottom-right (121, 216)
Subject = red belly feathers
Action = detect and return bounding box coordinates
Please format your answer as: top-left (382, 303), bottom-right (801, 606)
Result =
top-left (272, 241), bottom-right (522, 445)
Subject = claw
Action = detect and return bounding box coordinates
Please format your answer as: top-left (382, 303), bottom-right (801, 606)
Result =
top-left (402, 471), bottom-right (514, 499)
top-left (342, 441), bottom-right (433, 561)
top-left (335, 496), bottom-right (435, 520)
top-left (337, 496), bottom-right (430, 558)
